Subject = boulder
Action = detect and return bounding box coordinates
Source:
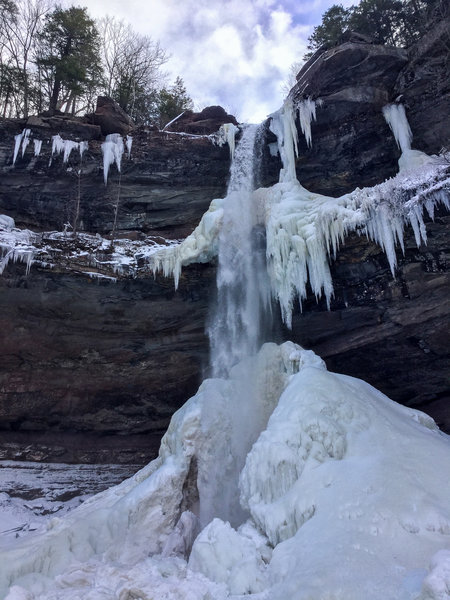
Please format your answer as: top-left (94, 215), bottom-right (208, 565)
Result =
top-left (166, 105), bottom-right (239, 134)
top-left (90, 96), bottom-right (135, 136)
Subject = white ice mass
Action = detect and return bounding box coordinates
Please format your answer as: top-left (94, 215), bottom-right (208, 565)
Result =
top-left (1, 100), bottom-right (450, 600)
top-left (1, 343), bottom-right (450, 600)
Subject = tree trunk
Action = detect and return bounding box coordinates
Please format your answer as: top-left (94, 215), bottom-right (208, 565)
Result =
top-left (49, 78), bottom-right (61, 113)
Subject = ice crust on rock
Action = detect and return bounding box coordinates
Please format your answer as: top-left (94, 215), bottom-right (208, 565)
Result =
top-left (1, 342), bottom-right (449, 600)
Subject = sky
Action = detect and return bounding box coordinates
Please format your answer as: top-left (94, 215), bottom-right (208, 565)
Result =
top-left (81, 0), bottom-right (352, 123)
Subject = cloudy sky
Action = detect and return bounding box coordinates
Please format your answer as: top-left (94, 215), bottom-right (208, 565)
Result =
top-left (82, 0), bottom-right (351, 123)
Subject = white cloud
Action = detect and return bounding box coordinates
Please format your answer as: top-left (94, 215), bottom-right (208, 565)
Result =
top-left (82, 0), bottom-right (335, 122)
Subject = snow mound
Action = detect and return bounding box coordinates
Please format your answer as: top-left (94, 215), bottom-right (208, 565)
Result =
top-left (0, 343), bottom-right (449, 600)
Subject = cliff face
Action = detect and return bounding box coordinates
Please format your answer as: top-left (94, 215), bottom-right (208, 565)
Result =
top-left (0, 120), bottom-right (230, 239)
top-left (0, 23), bottom-right (449, 463)
top-left (286, 19), bottom-right (450, 196)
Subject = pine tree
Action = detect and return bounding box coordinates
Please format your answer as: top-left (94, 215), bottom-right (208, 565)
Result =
top-left (37, 6), bottom-right (102, 114)
top-left (158, 77), bottom-right (193, 127)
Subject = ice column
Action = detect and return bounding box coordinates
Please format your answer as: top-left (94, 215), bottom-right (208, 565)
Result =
top-left (12, 129), bottom-right (31, 165)
top-left (298, 98), bottom-right (318, 148)
top-left (101, 134), bottom-right (125, 184)
top-left (382, 104), bottom-right (413, 153)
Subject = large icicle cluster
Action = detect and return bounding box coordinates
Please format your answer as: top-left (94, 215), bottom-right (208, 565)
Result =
top-left (151, 100), bottom-right (450, 327)
top-left (1, 342), bottom-right (449, 600)
top-left (0, 215), bottom-right (36, 275)
top-left (51, 135), bottom-right (89, 164)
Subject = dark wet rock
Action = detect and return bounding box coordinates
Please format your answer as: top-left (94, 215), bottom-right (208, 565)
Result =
top-left (394, 16), bottom-right (450, 154)
top-left (0, 121), bottom-right (230, 238)
top-left (88, 96), bottom-right (135, 136)
top-left (0, 262), bottom-right (216, 463)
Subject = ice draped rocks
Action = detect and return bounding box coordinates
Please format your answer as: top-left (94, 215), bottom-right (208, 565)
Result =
top-left (152, 100), bottom-right (450, 328)
top-left (1, 342), bottom-right (449, 599)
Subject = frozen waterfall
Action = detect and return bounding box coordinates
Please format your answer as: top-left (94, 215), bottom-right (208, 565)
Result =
top-left (1, 99), bottom-right (450, 600)
top-left (209, 124), bottom-right (271, 377)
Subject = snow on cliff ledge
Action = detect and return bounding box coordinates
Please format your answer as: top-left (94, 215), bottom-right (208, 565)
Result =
top-left (1, 342), bottom-right (449, 600)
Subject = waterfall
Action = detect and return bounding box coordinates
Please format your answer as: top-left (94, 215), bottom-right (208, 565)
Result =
top-left (208, 124), bottom-right (271, 378)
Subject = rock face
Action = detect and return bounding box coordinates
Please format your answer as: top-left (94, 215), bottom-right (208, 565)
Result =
top-left (0, 262), bottom-right (215, 464)
top-left (0, 118), bottom-right (231, 238)
top-left (287, 17), bottom-right (450, 196)
top-left (0, 26), bottom-right (449, 463)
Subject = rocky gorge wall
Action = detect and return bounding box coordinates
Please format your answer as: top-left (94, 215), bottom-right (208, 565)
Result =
top-left (0, 22), bottom-right (449, 463)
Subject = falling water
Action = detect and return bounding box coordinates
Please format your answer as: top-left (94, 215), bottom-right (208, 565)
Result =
top-left (208, 124), bottom-right (271, 378)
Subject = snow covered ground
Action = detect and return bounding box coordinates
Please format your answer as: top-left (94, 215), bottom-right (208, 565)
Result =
top-left (0, 343), bottom-right (449, 600)
top-left (0, 461), bottom-right (138, 543)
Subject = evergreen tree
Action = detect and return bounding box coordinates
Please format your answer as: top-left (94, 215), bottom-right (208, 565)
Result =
top-left (306, 4), bottom-right (351, 55)
top-left (305, 0), bottom-right (443, 58)
top-left (37, 6), bottom-right (102, 113)
top-left (158, 77), bottom-right (193, 127)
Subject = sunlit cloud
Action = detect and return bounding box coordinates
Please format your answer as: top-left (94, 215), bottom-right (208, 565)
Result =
top-left (82, 0), bottom-right (336, 122)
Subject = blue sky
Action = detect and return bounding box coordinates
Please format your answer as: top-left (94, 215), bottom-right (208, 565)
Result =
top-left (83, 0), bottom-right (353, 122)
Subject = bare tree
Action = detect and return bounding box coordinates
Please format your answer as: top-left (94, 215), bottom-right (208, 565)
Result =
top-left (98, 15), bottom-right (167, 122)
top-left (0, 0), bottom-right (52, 117)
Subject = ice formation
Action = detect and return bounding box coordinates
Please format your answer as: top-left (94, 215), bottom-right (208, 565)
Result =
top-left (51, 136), bottom-right (89, 164)
top-left (0, 215), bottom-right (36, 275)
top-left (297, 97), bottom-right (318, 148)
top-left (101, 133), bottom-right (125, 184)
top-left (383, 103), bottom-right (413, 153)
top-left (1, 342), bottom-right (449, 600)
top-left (126, 135), bottom-right (133, 158)
top-left (217, 123), bottom-right (240, 159)
top-left (152, 100), bottom-right (450, 327)
top-left (33, 139), bottom-right (42, 157)
top-left (12, 129), bottom-right (31, 165)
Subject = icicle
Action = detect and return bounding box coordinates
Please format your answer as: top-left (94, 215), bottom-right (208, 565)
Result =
top-left (33, 139), bottom-right (42, 156)
top-left (297, 98), bottom-right (317, 148)
top-left (101, 134), bottom-right (125, 184)
top-left (382, 104), bottom-right (413, 153)
top-left (269, 99), bottom-right (299, 183)
top-left (79, 141), bottom-right (89, 158)
top-left (12, 129), bottom-right (31, 165)
top-left (162, 111), bottom-right (185, 131)
top-left (13, 134), bottom-right (23, 166)
top-left (51, 135), bottom-right (83, 163)
top-left (21, 129), bottom-right (31, 157)
top-left (126, 135), bottom-right (133, 158)
top-left (218, 123), bottom-right (239, 160)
